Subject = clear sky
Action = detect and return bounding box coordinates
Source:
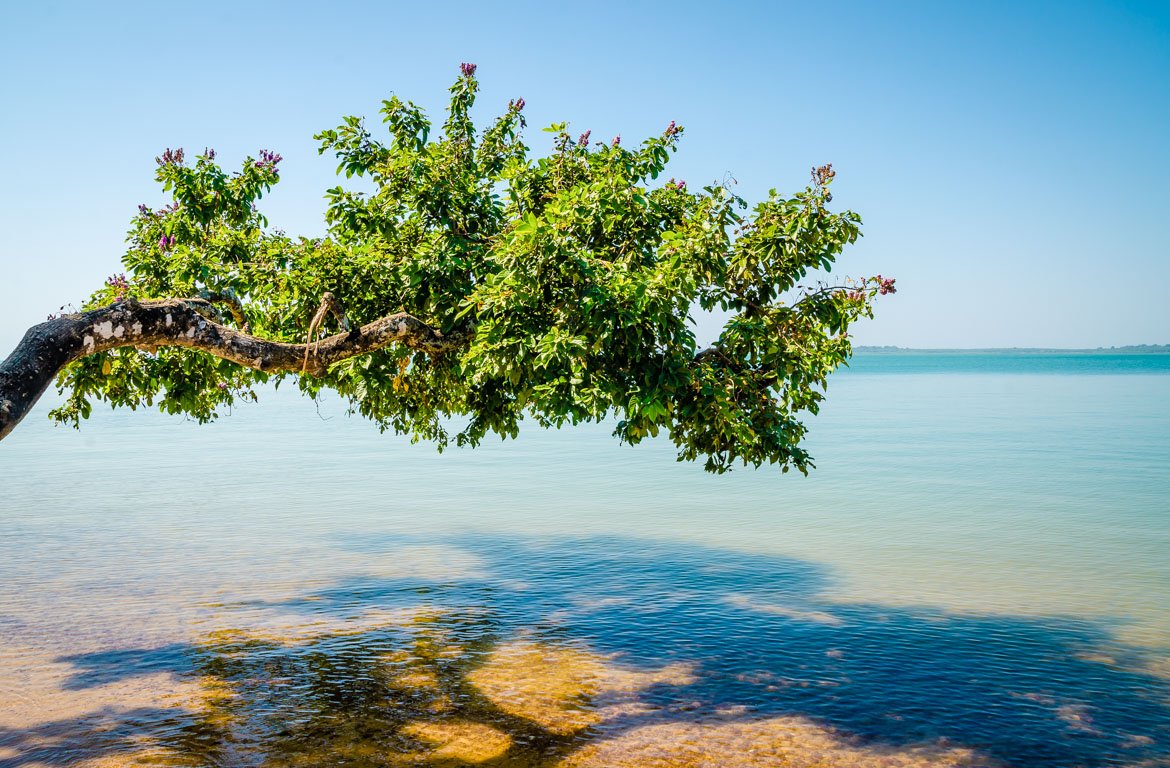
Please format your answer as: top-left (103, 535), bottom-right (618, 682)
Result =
top-left (1, 0), bottom-right (1167, 351)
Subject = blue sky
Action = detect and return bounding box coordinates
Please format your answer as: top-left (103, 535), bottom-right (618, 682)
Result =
top-left (1, 0), bottom-right (1167, 350)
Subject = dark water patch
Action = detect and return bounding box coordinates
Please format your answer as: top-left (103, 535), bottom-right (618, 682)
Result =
top-left (55, 643), bottom-right (194, 691)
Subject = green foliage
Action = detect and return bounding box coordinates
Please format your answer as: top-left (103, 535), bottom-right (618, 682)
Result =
top-left (52, 65), bottom-right (893, 473)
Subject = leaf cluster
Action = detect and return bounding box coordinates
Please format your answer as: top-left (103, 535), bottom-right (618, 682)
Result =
top-left (53, 66), bottom-right (890, 473)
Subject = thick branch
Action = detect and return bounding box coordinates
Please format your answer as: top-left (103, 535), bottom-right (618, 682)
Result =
top-left (0, 298), bottom-right (467, 442)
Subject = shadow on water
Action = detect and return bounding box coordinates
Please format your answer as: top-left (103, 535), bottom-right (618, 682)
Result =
top-left (3, 535), bottom-right (1169, 767)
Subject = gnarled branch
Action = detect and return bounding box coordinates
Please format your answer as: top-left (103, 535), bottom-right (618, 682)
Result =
top-left (0, 298), bottom-right (468, 442)
top-left (303, 291), bottom-right (350, 372)
top-left (197, 288), bottom-right (251, 332)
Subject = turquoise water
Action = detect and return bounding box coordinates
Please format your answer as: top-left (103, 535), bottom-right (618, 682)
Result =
top-left (1, 352), bottom-right (1168, 766)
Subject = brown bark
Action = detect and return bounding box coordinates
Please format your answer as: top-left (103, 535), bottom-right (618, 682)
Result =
top-left (0, 298), bottom-right (467, 442)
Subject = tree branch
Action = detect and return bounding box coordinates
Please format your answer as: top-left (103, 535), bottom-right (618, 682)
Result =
top-left (197, 288), bottom-right (251, 332)
top-left (0, 298), bottom-right (468, 442)
top-left (303, 291), bottom-right (349, 372)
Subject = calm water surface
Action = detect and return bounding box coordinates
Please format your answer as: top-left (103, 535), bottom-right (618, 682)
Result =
top-left (1, 352), bottom-right (1168, 766)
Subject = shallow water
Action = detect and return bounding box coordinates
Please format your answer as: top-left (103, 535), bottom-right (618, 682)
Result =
top-left (1, 352), bottom-right (1168, 766)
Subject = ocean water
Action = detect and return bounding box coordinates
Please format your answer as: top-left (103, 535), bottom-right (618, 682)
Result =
top-left (1, 352), bottom-right (1168, 767)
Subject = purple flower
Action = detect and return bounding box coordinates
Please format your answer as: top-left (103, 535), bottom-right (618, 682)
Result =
top-left (138, 204), bottom-right (148, 215)
top-left (665, 120), bottom-right (679, 137)
top-left (156, 147), bottom-right (186, 166)
top-left (461, 62), bottom-right (477, 77)
top-left (255, 149), bottom-right (283, 172)
top-left (871, 274), bottom-right (897, 296)
top-left (578, 130), bottom-right (591, 146)
top-left (105, 273), bottom-right (130, 301)
top-left (203, 147), bottom-right (216, 160)
top-left (611, 135), bottom-right (621, 147)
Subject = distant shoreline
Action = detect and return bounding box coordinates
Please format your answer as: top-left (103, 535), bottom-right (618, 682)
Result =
top-left (853, 345), bottom-right (1170, 355)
